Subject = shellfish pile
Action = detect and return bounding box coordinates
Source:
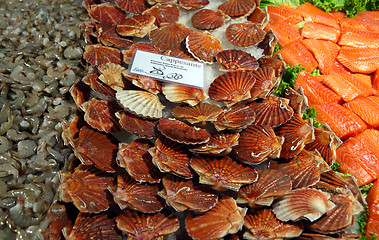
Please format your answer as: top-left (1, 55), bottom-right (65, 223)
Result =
top-left (51, 0), bottom-right (365, 239)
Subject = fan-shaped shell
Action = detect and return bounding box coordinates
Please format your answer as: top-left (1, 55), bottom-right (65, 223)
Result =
top-left (159, 175), bottom-right (218, 212)
top-left (282, 86), bottom-right (308, 115)
top-left (213, 104), bottom-right (256, 131)
top-left (149, 23), bottom-right (193, 51)
top-left (190, 132), bottom-right (239, 156)
top-left (270, 150), bottom-right (329, 188)
top-left (243, 208), bottom-right (303, 239)
top-left (83, 44), bottom-right (121, 66)
top-left (149, 136), bottom-right (193, 178)
top-left (97, 63), bottom-right (126, 91)
top-left (117, 111), bottom-right (157, 139)
top-left (61, 115), bottom-right (83, 149)
top-left (237, 169), bottom-right (292, 207)
top-left (247, 6), bottom-right (269, 25)
top-left (209, 71), bottom-right (256, 107)
top-left (248, 66), bottom-right (276, 101)
top-left (96, 23), bottom-right (134, 49)
top-left (122, 43), bottom-right (161, 64)
top-left (178, 0), bottom-right (209, 10)
top-left (117, 139), bottom-right (161, 183)
top-left (157, 118), bottom-right (211, 145)
top-left (60, 165), bottom-right (114, 213)
top-left (143, 3), bottom-right (180, 26)
top-left (110, 173), bottom-right (164, 213)
top-left (186, 31), bottom-right (223, 63)
top-left (248, 96), bottom-right (294, 127)
top-left (88, 3), bottom-right (126, 25)
top-left (191, 9), bottom-right (229, 30)
top-left (226, 22), bottom-right (265, 47)
top-left (116, 14), bottom-right (156, 38)
top-left (218, 0), bottom-right (256, 18)
top-left (116, 211), bottom-right (180, 239)
top-left (186, 196), bottom-right (247, 239)
top-left (259, 54), bottom-right (285, 78)
top-left (257, 29), bottom-right (279, 56)
top-left (172, 102), bottom-right (223, 125)
top-left (123, 73), bottom-right (162, 94)
top-left (272, 188), bottom-right (335, 222)
top-left (81, 71), bottom-right (116, 99)
top-left (115, 0), bottom-right (148, 14)
top-left (164, 49), bottom-right (196, 60)
top-left (162, 83), bottom-right (208, 106)
top-left (216, 49), bottom-right (259, 71)
top-left (275, 114), bottom-right (315, 159)
top-left (116, 90), bottom-right (164, 119)
top-left (147, 0), bottom-right (176, 5)
top-left (190, 155), bottom-right (258, 191)
top-left (70, 80), bottom-right (90, 112)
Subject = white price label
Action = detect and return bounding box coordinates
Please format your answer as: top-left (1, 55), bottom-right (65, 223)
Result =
top-left (129, 50), bottom-right (205, 89)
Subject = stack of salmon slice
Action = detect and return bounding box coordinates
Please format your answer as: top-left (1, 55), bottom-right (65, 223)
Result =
top-left (266, 3), bottom-right (379, 236)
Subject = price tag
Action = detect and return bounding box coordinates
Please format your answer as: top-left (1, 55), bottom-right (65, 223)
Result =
top-left (129, 50), bottom-right (205, 89)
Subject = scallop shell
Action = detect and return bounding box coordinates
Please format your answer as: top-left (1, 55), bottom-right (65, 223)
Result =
top-left (218, 0), bottom-right (256, 18)
top-left (164, 49), bottom-right (196, 60)
top-left (116, 90), bottom-right (164, 119)
top-left (172, 102), bottom-right (223, 125)
top-left (117, 139), bottom-right (161, 183)
top-left (243, 208), bottom-right (303, 239)
top-left (191, 9), bottom-right (229, 30)
top-left (178, 0), bottom-right (209, 10)
top-left (117, 111), bottom-right (158, 139)
top-left (275, 114), bottom-right (315, 159)
top-left (116, 14), bottom-right (156, 38)
top-left (157, 118), bottom-right (211, 145)
top-left (75, 126), bottom-right (118, 172)
top-left (67, 212), bottom-right (122, 240)
top-left (305, 124), bottom-right (343, 166)
top-left (248, 96), bottom-right (294, 127)
top-left (248, 66), bottom-right (276, 101)
top-left (258, 54), bottom-right (286, 78)
top-left (122, 43), bottom-right (161, 64)
top-left (123, 73), bottom-right (162, 94)
top-left (247, 6), bottom-right (269, 25)
top-left (226, 22), bottom-right (265, 47)
top-left (61, 115), bottom-right (83, 149)
top-left (142, 3), bottom-right (180, 26)
top-left (60, 165), bottom-right (114, 213)
top-left (83, 44), bottom-right (121, 66)
top-left (257, 29), bottom-right (279, 56)
top-left (190, 155), bottom-right (258, 191)
top-left (216, 49), bottom-right (259, 71)
top-left (149, 23), bottom-right (192, 51)
top-left (272, 188), bottom-right (335, 222)
top-left (186, 196), bottom-right (247, 239)
top-left (115, 0), bottom-right (148, 14)
top-left (116, 211), bottom-right (180, 239)
top-left (159, 175), bottom-right (218, 212)
top-left (237, 169), bottom-right (292, 207)
top-left (282, 86), bottom-right (308, 115)
top-left (81, 70), bottom-right (116, 98)
top-left (98, 63), bottom-right (127, 91)
top-left (209, 71), bottom-right (256, 107)
top-left (162, 83), bottom-right (208, 106)
top-left (147, 0), bottom-right (176, 5)
top-left (270, 150), bottom-right (329, 188)
top-left (88, 3), bottom-right (126, 25)
top-left (41, 202), bottom-right (71, 240)
top-left (213, 104), bottom-right (256, 131)
top-left (96, 23), bottom-right (134, 48)
top-left (70, 81), bottom-right (91, 109)
top-left (149, 136), bottom-right (193, 178)
top-left (190, 132), bottom-right (239, 156)
top-left (185, 30), bottom-right (223, 63)
top-left (233, 125), bottom-right (283, 165)
top-left (110, 173), bottom-right (164, 213)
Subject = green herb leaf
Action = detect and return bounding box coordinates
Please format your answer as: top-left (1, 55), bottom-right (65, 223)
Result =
top-left (360, 183), bottom-right (373, 198)
top-left (330, 162), bottom-right (352, 177)
top-left (302, 108), bottom-right (324, 128)
top-left (260, 0), bottom-right (301, 8)
top-left (275, 64), bottom-right (305, 96)
top-left (358, 205), bottom-right (370, 236)
top-left (311, 68), bottom-right (321, 76)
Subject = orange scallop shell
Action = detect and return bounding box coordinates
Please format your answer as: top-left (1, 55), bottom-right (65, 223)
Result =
top-left (186, 196), bottom-right (247, 239)
top-left (117, 139), bottom-right (161, 183)
top-left (115, 0), bottom-right (148, 14)
top-left (237, 169), bottom-right (292, 207)
top-left (186, 31), bottom-right (223, 63)
top-left (190, 132), bottom-right (240, 156)
top-left (191, 9), bottom-right (229, 30)
top-left (149, 136), bottom-right (193, 178)
top-left (60, 165), bottom-right (114, 213)
top-left (248, 96), bottom-right (294, 127)
top-left (258, 54), bottom-right (285, 78)
top-left (123, 73), bottom-right (162, 94)
top-left (97, 63), bottom-right (127, 91)
top-left (209, 71), bottom-right (256, 107)
top-left (172, 102), bottom-right (223, 125)
top-left (162, 83), bottom-right (208, 106)
top-left (159, 175), bottom-right (218, 212)
top-left (216, 49), bottom-right (259, 71)
top-left (233, 125), bottom-right (283, 165)
top-left (281, 86), bottom-right (308, 115)
top-left (116, 14), bottom-right (156, 38)
top-left (96, 23), bottom-right (134, 48)
top-left (149, 23), bottom-right (193, 51)
top-left (61, 115), bottom-right (83, 149)
top-left (83, 44), bottom-right (121, 66)
top-left (81, 70), bottom-right (116, 98)
top-left (243, 208), bottom-right (303, 239)
top-left (142, 3), bottom-right (180, 26)
top-left (247, 6), bottom-right (269, 25)
top-left (157, 117), bottom-right (211, 145)
top-left (218, 0), bottom-right (256, 18)
top-left (178, 0), bottom-right (209, 10)
top-left (117, 111), bottom-right (158, 139)
top-left (164, 49), bottom-right (196, 60)
top-left (147, 0), bottom-right (176, 5)
top-left (122, 43), bottom-right (161, 64)
top-left (213, 104), bottom-right (256, 131)
top-left (88, 3), bottom-right (126, 25)
top-left (226, 22), bottom-right (265, 47)
top-left (257, 29), bottom-right (279, 56)
top-left (190, 155), bottom-right (258, 191)
top-left (248, 66), bottom-right (276, 101)
top-left (70, 81), bottom-right (91, 108)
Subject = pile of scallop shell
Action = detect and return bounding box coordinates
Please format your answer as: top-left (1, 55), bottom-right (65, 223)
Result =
top-left (46, 0), bottom-right (365, 239)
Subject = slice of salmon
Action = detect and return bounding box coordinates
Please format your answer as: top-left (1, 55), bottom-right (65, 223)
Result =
top-left (302, 39), bottom-right (348, 75)
top-left (373, 68), bottom-right (379, 91)
top-left (344, 96), bottom-right (379, 127)
top-left (329, 11), bottom-right (346, 23)
top-left (295, 2), bottom-right (339, 29)
top-left (312, 102), bottom-right (367, 140)
top-left (265, 22), bottom-right (303, 48)
top-left (301, 22), bottom-right (340, 42)
top-left (340, 11), bottom-right (379, 33)
top-left (322, 72), bottom-right (374, 102)
top-left (337, 47), bottom-right (379, 74)
top-left (294, 71), bottom-right (343, 105)
top-left (366, 214), bottom-right (379, 236)
top-left (354, 129), bottom-right (379, 160)
top-left (338, 28), bottom-right (379, 48)
top-left (267, 4), bottom-right (304, 25)
top-left (274, 40), bottom-right (318, 72)
top-left (366, 179), bottom-right (379, 236)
